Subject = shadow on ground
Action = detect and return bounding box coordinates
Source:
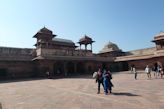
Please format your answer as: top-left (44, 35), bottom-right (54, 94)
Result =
top-left (54, 74), bottom-right (92, 79)
top-left (112, 92), bottom-right (140, 96)
top-left (0, 77), bottom-right (46, 84)
top-left (0, 75), bottom-right (93, 83)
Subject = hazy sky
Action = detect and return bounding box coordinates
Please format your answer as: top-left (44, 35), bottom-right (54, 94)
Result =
top-left (0, 0), bottom-right (164, 53)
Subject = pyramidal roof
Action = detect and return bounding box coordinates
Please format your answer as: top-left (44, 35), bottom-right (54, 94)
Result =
top-left (79, 35), bottom-right (92, 42)
top-left (152, 31), bottom-right (164, 42)
top-left (33, 27), bottom-right (56, 38)
top-left (38, 27), bottom-right (53, 35)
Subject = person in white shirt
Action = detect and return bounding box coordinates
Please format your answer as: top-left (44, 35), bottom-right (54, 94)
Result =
top-left (132, 65), bottom-right (137, 80)
top-left (46, 71), bottom-right (50, 78)
top-left (145, 65), bottom-right (151, 79)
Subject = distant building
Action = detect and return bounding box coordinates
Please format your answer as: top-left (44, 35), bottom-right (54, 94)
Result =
top-left (0, 27), bottom-right (164, 79)
top-left (116, 32), bottom-right (164, 70)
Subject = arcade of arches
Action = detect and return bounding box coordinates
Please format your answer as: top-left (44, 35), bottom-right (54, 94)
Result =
top-left (37, 60), bottom-right (123, 77)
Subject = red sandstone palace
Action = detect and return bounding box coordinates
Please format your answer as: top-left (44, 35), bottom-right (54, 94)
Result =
top-left (0, 27), bottom-right (164, 79)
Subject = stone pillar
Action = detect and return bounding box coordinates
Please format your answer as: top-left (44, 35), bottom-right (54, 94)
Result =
top-left (85, 44), bottom-right (87, 50)
top-left (80, 44), bottom-right (81, 50)
top-left (49, 65), bottom-right (54, 77)
top-left (46, 61), bottom-right (54, 77)
top-left (74, 62), bottom-right (77, 74)
top-left (64, 62), bottom-right (67, 76)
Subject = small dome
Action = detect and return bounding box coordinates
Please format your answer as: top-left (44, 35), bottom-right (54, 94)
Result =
top-left (99, 42), bottom-right (121, 53)
top-left (38, 27), bottom-right (52, 35)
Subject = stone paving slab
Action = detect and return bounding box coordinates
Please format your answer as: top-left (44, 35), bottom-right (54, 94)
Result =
top-left (0, 71), bottom-right (164, 109)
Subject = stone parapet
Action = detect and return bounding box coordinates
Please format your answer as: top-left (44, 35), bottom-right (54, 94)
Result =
top-left (125, 47), bottom-right (156, 56)
top-left (36, 48), bottom-right (93, 57)
top-left (0, 46), bottom-right (34, 56)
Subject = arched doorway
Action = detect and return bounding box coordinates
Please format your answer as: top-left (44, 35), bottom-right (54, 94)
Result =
top-left (111, 63), bottom-right (119, 72)
top-left (102, 63), bottom-right (108, 70)
top-left (122, 61), bottom-right (129, 71)
top-left (77, 62), bottom-right (85, 74)
top-left (66, 62), bottom-right (75, 75)
top-left (153, 62), bottom-right (158, 71)
top-left (54, 62), bottom-right (64, 76)
top-left (0, 68), bottom-right (7, 79)
top-left (88, 66), bottom-right (92, 73)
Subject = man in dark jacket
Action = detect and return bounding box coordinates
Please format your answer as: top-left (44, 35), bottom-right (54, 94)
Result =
top-left (96, 69), bottom-right (104, 94)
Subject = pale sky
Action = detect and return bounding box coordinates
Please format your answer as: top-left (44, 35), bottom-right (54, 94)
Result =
top-left (0, 0), bottom-right (164, 53)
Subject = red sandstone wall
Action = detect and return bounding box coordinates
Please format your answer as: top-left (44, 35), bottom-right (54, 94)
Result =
top-left (0, 61), bottom-right (38, 79)
top-left (127, 57), bottom-right (164, 70)
top-left (85, 61), bottom-right (95, 73)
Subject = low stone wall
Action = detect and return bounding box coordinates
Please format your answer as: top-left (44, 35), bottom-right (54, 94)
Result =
top-left (125, 47), bottom-right (156, 56)
top-left (0, 61), bottom-right (38, 79)
top-left (127, 56), bottom-right (164, 70)
top-left (0, 46), bottom-right (34, 56)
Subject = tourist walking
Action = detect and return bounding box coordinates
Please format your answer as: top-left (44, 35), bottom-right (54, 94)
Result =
top-left (96, 68), bottom-right (104, 94)
top-left (145, 65), bottom-right (151, 79)
top-left (102, 69), bottom-right (109, 95)
top-left (161, 68), bottom-right (164, 78)
top-left (107, 70), bottom-right (114, 94)
top-left (157, 65), bottom-right (161, 77)
top-left (132, 65), bottom-right (137, 80)
top-left (46, 70), bottom-right (50, 78)
top-left (153, 63), bottom-right (158, 78)
top-left (102, 69), bottom-right (113, 95)
top-left (130, 65), bottom-right (133, 73)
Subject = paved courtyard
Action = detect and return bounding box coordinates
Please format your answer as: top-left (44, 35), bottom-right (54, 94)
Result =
top-left (0, 71), bottom-right (164, 109)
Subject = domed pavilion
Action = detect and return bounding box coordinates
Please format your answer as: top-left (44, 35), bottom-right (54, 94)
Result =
top-left (152, 31), bottom-right (164, 50)
top-left (78, 35), bottom-right (95, 51)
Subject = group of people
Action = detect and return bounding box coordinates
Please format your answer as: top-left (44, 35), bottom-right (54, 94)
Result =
top-left (145, 64), bottom-right (164, 79)
top-left (94, 68), bottom-right (114, 95)
top-left (131, 64), bottom-right (164, 79)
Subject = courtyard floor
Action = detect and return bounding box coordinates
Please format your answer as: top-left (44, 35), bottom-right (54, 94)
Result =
top-left (0, 71), bottom-right (164, 109)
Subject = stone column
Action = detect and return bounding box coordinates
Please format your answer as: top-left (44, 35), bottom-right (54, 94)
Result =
top-left (64, 61), bottom-right (67, 76)
top-left (85, 44), bottom-right (87, 50)
top-left (74, 62), bottom-right (77, 74)
top-left (80, 44), bottom-right (81, 49)
top-left (48, 61), bottom-right (54, 77)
